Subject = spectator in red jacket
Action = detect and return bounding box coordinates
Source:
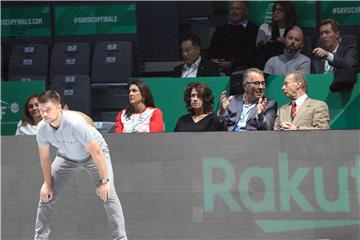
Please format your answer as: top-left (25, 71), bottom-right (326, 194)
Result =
top-left (115, 80), bottom-right (164, 133)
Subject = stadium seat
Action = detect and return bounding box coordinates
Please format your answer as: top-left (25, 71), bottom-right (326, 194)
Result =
top-left (91, 110), bottom-right (120, 122)
top-left (51, 74), bottom-right (91, 114)
top-left (341, 34), bottom-right (358, 46)
top-left (94, 121), bottom-right (116, 133)
top-left (9, 75), bottom-right (47, 81)
top-left (91, 41), bottom-right (132, 83)
top-left (91, 83), bottom-right (128, 110)
top-left (8, 44), bottom-right (49, 81)
top-left (301, 35), bottom-right (313, 58)
top-left (49, 42), bottom-right (90, 82)
top-left (229, 69), bottom-right (245, 96)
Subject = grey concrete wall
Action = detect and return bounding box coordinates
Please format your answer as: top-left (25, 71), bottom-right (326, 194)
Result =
top-left (2, 131), bottom-right (360, 240)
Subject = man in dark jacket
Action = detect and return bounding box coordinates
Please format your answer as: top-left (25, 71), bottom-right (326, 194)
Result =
top-left (312, 19), bottom-right (359, 92)
top-left (217, 68), bottom-right (277, 131)
top-left (172, 35), bottom-right (219, 78)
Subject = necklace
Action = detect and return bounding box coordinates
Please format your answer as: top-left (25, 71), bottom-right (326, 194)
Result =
top-left (192, 113), bottom-right (208, 123)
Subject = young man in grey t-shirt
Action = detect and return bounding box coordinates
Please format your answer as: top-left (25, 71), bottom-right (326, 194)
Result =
top-left (34, 90), bottom-right (127, 240)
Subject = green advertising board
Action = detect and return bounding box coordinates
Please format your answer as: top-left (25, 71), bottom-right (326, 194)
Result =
top-left (1, 6), bottom-right (50, 37)
top-left (248, 1), bottom-right (316, 28)
top-left (141, 74), bottom-right (359, 131)
top-left (141, 77), bottom-right (230, 132)
top-left (55, 3), bottom-right (137, 35)
top-left (320, 1), bottom-right (360, 26)
top-left (1, 81), bottom-right (45, 136)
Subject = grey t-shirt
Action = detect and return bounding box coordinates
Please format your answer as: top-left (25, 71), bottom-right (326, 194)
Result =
top-left (264, 50), bottom-right (311, 75)
top-left (36, 111), bottom-right (107, 161)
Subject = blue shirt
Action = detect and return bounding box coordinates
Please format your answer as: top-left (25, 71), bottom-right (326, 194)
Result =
top-left (233, 98), bottom-right (257, 132)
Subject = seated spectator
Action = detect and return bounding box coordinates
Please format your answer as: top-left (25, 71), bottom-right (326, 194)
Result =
top-left (217, 68), bottom-right (277, 131)
top-left (172, 35), bottom-right (219, 78)
top-left (312, 19), bottom-right (359, 92)
top-left (115, 80), bottom-right (164, 133)
top-left (256, 1), bottom-right (297, 69)
top-left (207, 1), bottom-right (258, 75)
top-left (174, 82), bottom-right (225, 132)
top-left (264, 26), bottom-right (311, 75)
top-left (274, 71), bottom-right (330, 130)
top-left (15, 94), bottom-right (42, 135)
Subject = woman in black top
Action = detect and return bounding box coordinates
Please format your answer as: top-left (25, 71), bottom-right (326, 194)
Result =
top-left (174, 82), bottom-right (224, 132)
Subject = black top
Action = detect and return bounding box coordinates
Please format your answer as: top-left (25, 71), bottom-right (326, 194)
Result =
top-left (174, 113), bottom-right (225, 132)
top-left (207, 22), bottom-right (259, 72)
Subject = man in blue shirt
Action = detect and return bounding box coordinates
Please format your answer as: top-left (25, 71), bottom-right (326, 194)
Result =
top-left (217, 68), bottom-right (277, 131)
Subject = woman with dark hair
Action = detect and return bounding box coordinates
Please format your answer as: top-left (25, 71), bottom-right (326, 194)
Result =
top-left (15, 94), bottom-right (42, 135)
top-left (256, 1), bottom-right (297, 68)
top-left (115, 80), bottom-right (164, 133)
top-left (174, 82), bottom-right (225, 132)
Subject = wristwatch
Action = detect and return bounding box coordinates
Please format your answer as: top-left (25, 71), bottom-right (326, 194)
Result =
top-left (99, 178), bottom-right (110, 185)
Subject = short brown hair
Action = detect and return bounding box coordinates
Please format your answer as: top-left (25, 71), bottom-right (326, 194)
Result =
top-left (184, 82), bottom-right (214, 115)
top-left (319, 19), bottom-right (340, 33)
top-left (38, 90), bottom-right (61, 104)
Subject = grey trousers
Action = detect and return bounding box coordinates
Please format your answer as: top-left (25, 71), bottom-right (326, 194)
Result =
top-left (34, 150), bottom-right (127, 240)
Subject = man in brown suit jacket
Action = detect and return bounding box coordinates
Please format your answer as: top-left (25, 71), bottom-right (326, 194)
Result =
top-left (274, 71), bottom-right (330, 130)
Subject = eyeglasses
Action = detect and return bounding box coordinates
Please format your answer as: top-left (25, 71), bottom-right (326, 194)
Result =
top-left (246, 81), bottom-right (266, 86)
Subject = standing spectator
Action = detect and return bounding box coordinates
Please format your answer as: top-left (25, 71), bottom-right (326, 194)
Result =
top-left (207, 1), bottom-right (258, 75)
top-left (274, 71), bottom-right (330, 130)
top-left (312, 19), bottom-right (359, 92)
top-left (256, 1), bottom-right (297, 69)
top-left (172, 35), bottom-right (219, 78)
top-left (115, 80), bottom-right (164, 133)
top-left (217, 68), bottom-right (277, 131)
top-left (34, 90), bottom-right (127, 239)
top-left (264, 26), bottom-right (311, 75)
top-left (174, 82), bottom-right (224, 132)
top-left (15, 94), bottom-right (42, 135)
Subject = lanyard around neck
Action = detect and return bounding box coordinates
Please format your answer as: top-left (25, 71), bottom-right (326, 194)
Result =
top-left (131, 112), bottom-right (143, 133)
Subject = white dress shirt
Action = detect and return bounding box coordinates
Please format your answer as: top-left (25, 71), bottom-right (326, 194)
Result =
top-left (182, 56), bottom-right (201, 78)
top-left (324, 43), bottom-right (339, 73)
